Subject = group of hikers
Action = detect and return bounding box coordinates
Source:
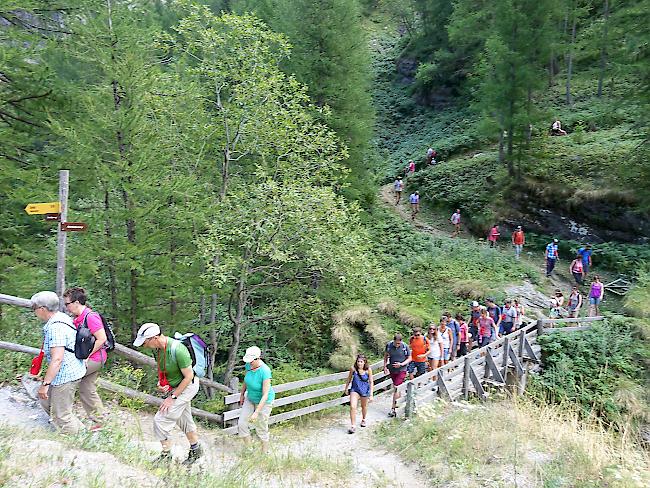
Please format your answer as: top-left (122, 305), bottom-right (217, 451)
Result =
top-left (28, 287), bottom-right (276, 464)
top-left (344, 299), bottom-right (525, 430)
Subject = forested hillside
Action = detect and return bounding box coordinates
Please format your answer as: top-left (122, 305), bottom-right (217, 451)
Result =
top-left (1, 0), bottom-right (649, 459)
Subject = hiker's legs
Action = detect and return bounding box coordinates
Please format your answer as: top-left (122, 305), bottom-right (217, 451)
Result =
top-left (546, 259), bottom-right (556, 276)
top-left (515, 244), bottom-right (522, 259)
top-left (392, 387), bottom-right (400, 410)
top-left (45, 380), bottom-right (84, 434)
top-left (349, 392), bottom-right (359, 427)
top-left (360, 397), bottom-right (369, 421)
top-left (79, 359), bottom-right (104, 420)
top-left (153, 377), bottom-right (199, 444)
top-left (237, 397), bottom-right (255, 440)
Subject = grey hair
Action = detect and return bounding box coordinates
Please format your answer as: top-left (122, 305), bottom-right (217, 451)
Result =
top-left (30, 291), bottom-right (60, 312)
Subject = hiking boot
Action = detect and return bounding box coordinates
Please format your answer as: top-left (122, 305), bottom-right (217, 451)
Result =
top-left (388, 410), bottom-right (396, 418)
top-left (347, 426), bottom-right (356, 434)
top-left (153, 450), bottom-right (172, 464)
top-left (182, 444), bottom-right (203, 466)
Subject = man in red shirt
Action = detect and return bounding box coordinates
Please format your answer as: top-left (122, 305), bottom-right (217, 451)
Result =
top-left (407, 327), bottom-right (430, 379)
top-left (512, 226), bottom-right (525, 260)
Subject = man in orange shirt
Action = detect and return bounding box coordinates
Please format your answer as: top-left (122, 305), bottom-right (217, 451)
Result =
top-left (407, 327), bottom-right (430, 379)
top-left (512, 226), bottom-right (525, 260)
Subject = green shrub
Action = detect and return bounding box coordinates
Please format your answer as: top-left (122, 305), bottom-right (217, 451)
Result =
top-left (530, 317), bottom-right (650, 432)
top-left (624, 268), bottom-right (650, 318)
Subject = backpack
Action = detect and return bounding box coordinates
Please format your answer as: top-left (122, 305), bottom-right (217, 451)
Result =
top-left (173, 332), bottom-right (210, 378)
top-left (64, 311), bottom-right (115, 360)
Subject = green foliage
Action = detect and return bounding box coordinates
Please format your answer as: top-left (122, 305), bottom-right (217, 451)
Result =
top-left (531, 317), bottom-right (650, 430)
top-left (105, 364), bottom-right (147, 410)
top-left (624, 267), bottom-right (650, 318)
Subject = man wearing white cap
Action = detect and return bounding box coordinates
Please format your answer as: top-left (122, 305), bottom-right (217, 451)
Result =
top-left (133, 322), bottom-right (202, 465)
top-left (238, 345), bottom-right (275, 451)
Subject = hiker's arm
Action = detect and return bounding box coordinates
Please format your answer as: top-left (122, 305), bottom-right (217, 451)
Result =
top-left (39, 346), bottom-right (64, 399)
top-left (88, 327), bottom-right (107, 358)
top-left (239, 380), bottom-right (247, 406)
top-left (343, 369), bottom-right (353, 394)
top-left (369, 369), bottom-right (374, 398)
top-left (383, 351), bottom-right (389, 373)
top-left (252, 379), bottom-right (271, 418)
top-left (171, 366), bottom-right (194, 397)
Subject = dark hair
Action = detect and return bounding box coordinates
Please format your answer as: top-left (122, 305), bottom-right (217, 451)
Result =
top-left (455, 313), bottom-right (464, 321)
top-left (393, 333), bottom-right (402, 342)
top-left (353, 354), bottom-right (369, 372)
top-left (63, 286), bottom-right (87, 305)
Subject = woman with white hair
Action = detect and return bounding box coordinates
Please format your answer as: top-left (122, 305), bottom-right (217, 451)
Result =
top-left (238, 346), bottom-right (275, 451)
top-left (30, 290), bottom-right (86, 434)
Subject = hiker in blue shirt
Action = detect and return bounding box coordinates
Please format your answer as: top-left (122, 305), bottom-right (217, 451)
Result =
top-left (443, 311), bottom-right (460, 360)
top-left (577, 244), bottom-right (593, 278)
top-left (545, 239), bottom-right (559, 277)
top-left (409, 191), bottom-right (420, 220)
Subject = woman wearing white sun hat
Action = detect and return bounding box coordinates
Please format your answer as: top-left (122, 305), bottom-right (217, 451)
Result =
top-left (238, 346), bottom-right (275, 451)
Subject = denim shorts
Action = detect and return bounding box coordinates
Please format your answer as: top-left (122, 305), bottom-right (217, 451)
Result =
top-left (443, 348), bottom-right (450, 360)
top-left (589, 296), bottom-right (601, 305)
top-left (407, 361), bottom-right (427, 376)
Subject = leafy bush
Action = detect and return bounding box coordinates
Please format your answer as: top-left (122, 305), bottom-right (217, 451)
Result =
top-left (624, 268), bottom-right (650, 318)
top-left (530, 317), bottom-right (650, 432)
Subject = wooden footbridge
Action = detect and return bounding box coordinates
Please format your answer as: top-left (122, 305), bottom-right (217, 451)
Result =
top-left (0, 292), bottom-right (603, 431)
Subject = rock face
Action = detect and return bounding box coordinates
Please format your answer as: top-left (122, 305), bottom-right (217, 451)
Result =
top-left (504, 281), bottom-right (550, 316)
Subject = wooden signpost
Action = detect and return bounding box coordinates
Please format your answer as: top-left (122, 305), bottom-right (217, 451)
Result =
top-left (23, 170), bottom-right (87, 309)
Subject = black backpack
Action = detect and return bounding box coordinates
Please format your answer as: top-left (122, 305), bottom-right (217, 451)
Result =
top-left (65, 312), bottom-right (116, 360)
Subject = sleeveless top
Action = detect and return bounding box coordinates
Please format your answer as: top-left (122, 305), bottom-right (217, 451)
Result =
top-left (351, 370), bottom-right (370, 396)
top-left (571, 260), bottom-right (583, 273)
top-left (568, 293), bottom-right (581, 310)
top-left (590, 282), bottom-right (603, 298)
top-left (440, 328), bottom-right (451, 349)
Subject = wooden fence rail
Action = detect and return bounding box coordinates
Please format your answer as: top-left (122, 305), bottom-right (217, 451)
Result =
top-left (0, 292), bottom-right (234, 394)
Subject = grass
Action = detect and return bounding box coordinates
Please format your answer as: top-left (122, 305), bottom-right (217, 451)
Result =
top-left (375, 398), bottom-right (650, 487)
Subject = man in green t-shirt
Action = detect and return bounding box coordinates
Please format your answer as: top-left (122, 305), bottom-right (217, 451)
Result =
top-left (134, 323), bottom-right (203, 465)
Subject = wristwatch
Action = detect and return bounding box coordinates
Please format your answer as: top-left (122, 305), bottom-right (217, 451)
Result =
top-left (170, 393), bottom-right (178, 400)
top-left (42, 381), bottom-right (51, 386)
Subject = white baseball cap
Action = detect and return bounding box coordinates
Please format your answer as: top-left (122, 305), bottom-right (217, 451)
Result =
top-left (471, 301), bottom-right (479, 307)
top-left (243, 346), bottom-right (262, 363)
top-left (133, 322), bottom-right (161, 347)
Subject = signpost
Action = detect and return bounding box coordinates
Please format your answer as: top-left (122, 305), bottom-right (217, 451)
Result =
top-left (44, 213), bottom-right (61, 222)
top-left (24, 202), bottom-right (60, 215)
top-left (61, 222), bottom-right (87, 232)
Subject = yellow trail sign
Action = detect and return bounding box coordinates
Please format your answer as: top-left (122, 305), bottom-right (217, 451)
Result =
top-left (24, 202), bottom-right (61, 215)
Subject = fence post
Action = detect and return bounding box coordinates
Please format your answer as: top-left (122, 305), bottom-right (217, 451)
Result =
top-left (225, 377), bottom-right (240, 428)
top-left (405, 382), bottom-right (415, 418)
top-left (518, 329), bottom-right (525, 358)
top-left (536, 319), bottom-right (544, 336)
top-left (463, 356), bottom-right (470, 400)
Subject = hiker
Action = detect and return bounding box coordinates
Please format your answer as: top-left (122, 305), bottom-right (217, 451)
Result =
top-left (468, 301), bottom-right (481, 351)
top-left (407, 159), bottom-right (416, 176)
top-left (513, 299), bottom-right (525, 329)
top-left (549, 289), bottom-right (566, 318)
top-left (512, 226), bottom-right (525, 259)
top-left (500, 299), bottom-right (517, 335)
top-left (588, 275), bottom-right (605, 317)
top-left (485, 298), bottom-right (502, 339)
top-left (407, 327), bottom-right (430, 379)
top-left (567, 286), bottom-right (583, 318)
top-left (456, 314), bottom-right (469, 357)
top-left (62, 287), bottom-right (107, 430)
top-left (569, 254), bottom-right (585, 285)
top-left (487, 225), bottom-right (500, 248)
top-left (438, 317), bottom-right (453, 365)
top-left (394, 177), bottom-right (404, 204)
top-left (409, 191), bottom-right (420, 220)
top-left (545, 238), bottom-right (559, 277)
top-left (238, 346), bottom-right (275, 451)
top-left (426, 324), bottom-right (444, 374)
top-left (551, 120), bottom-right (567, 136)
top-left (31, 291), bottom-right (86, 434)
top-left (577, 244), bottom-right (593, 278)
top-left (478, 307), bottom-right (497, 347)
top-left (384, 333), bottom-right (411, 417)
top-left (444, 311), bottom-right (460, 360)
top-left (133, 323), bottom-right (203, 465)
top-left (426, 147), bottom-right (437, 164)
top-left (343, 354), bottom-right (374, 434)
top-left (450, 209), bottom-right (461, 237)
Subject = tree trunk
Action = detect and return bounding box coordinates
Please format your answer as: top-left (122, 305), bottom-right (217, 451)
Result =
top-left (170, 233), bottom-right (177, 319)
top-left (223, 277), bottom-right (248, 385)
top-left (104, 189), bottom-right (119, 328)
top-left (498, 127), bottom-right (505, 164)
top-left (207, 293), bottom-right (218, 399)
top-left (565, 17), bottom-right (577, 106)
top-left (597, 0), bottom-right (609, 98)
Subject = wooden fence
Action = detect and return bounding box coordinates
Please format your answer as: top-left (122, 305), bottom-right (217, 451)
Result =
top-left (222, 315), bottom-right (605, 430)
